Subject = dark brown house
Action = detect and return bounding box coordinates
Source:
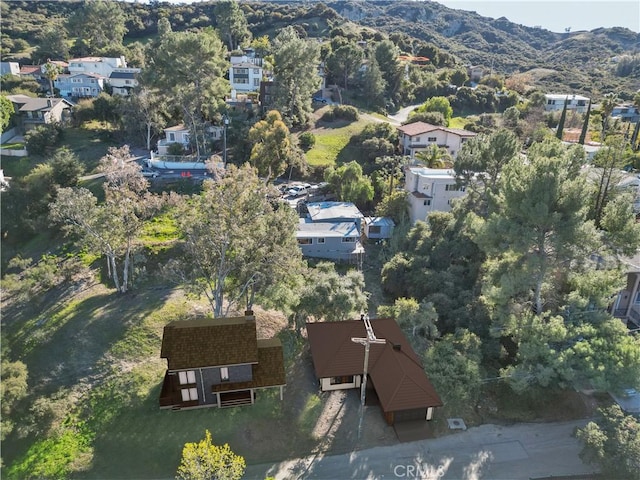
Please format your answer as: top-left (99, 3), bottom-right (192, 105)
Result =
top-left (159, 314), bottom-right (285, 410)
top-left (306, 318), bottom-right (443, 425)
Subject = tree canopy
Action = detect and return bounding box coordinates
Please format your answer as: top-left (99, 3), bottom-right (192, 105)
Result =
top-left (176, 430), bottom-right (245, 480)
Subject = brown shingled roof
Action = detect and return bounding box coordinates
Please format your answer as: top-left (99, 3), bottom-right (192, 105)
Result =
top-left (211, 338), bottom-right (285, 392)
top-left (306, 318), bottom-right (443, 411)
top-left (397, 121), bottom-right (476, 138)
top-left (161, 316), bottom-right (259, 370)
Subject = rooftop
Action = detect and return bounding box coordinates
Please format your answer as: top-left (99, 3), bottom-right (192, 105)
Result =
top-left (397, 122), bottom-right (476, 138)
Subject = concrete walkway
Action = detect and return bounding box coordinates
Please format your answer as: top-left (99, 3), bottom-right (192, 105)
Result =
top-left (245, 419), bottom-right (598, 480)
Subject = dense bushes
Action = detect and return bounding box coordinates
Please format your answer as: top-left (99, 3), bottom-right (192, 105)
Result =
top-left (320, 105), bottom-right (359, 122)
top-left (24, 123), bottom-right (63, 155)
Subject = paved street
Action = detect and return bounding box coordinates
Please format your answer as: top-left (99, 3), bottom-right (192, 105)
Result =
top-left (245, 420), bottom-right (598, 480)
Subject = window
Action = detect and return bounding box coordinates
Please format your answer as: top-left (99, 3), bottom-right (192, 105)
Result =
top-left (427, 136), bottom-right (437, 142)
top-left (317, 238), bottom-right (325, 244)
top-left (297, 238), bottom-right (312, 245)
top-left (330, 375), bottom-right (354, 385)
top-left (220, 367), bottom-right (229, 381)
top-left (179, 370), bottom-right (196, 385)
top-left (369, 226), bottom-right (381, 234)
top-left (235, 78), bottom-right (249, 84)
top-left (635, 290), bottom-right (640, 304)
top-left (253, 78), bottom-right (260, 87)
top-left (414, 136), bottom-right (420, 142)
top-left (445, 184), bottom-right (465, 192)
top-left (423, 199), bottom-right (431, 206)
top-left (169, 133), bottom-right (175, 142)
top-left (125, 80), bottom-right (131, 85)
top-left (180, 388), bottom-right (198, 401)
top-left (253, 68), bottom-right (260, 74)
top-left (342, 237), bottom-right (356, 243)
top-left (234, 68), bottom-right (248, 75)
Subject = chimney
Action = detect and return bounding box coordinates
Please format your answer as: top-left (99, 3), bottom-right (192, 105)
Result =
top-left (393, 344), bottom-right (401, 351)
top-left (47, 99), bottom-right (52, 108)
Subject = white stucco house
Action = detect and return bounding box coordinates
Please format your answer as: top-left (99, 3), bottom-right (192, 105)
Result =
top-left (404, 166), bottom-right (466, 224)
top-left (611, 103), bottom-right (640, 123)
top-left (544, 94), bottom-right (590, 113)
top-left (396, 122), bottom-right (476, 159)
top-left (68, 56), bottom-right (128, 78)
top-left (229, 54), bottom-right (263, 93)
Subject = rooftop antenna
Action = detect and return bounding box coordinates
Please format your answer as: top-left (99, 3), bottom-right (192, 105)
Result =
top-left (351, 313), bottom-right (385, 439)
top-left (565, 27), bottom-right (571, 33)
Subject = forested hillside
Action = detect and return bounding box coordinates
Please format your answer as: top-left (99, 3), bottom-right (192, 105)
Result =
top-left (2, 0), bottom-right (639, 97)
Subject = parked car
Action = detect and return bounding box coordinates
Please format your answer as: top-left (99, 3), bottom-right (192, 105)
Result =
top-left (312, 96), bottom-right (329, 104)
top-left (287, 183), bottom-right (311, 197)
top-left (142, 170), bottom-right (159, 178)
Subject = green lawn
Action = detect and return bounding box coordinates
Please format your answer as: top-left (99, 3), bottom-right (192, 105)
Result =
top-left (304, 117), bottom-right (369, 166)
top-left (449, 116), bottom-right (468, 129)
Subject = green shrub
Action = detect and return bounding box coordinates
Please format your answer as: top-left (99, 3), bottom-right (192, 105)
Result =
top-left (24, 123), bottom-right (62, 155)
top-left (167, 142), bottom-right (185, 155)
top-left (298, 132), bottom-right (316, 150)
top-left (333, 105), bottom-right (359, 121)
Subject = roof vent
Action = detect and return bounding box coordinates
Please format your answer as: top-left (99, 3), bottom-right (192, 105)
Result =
top-left (393, 344), bottom-right (401, 351)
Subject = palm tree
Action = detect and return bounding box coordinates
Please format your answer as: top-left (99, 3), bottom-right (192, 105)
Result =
top-left (415, 144), bottom-right (452, 168)
top-left (600, 91), bottom-right (620, 139)
top-left (42, 60), bottom-right (61, 97)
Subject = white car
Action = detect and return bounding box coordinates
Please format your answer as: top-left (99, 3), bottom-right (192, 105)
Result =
top-left (142, 170), bottom-right (159, 178)
top-left (287, 183), bottom-right (311, 197)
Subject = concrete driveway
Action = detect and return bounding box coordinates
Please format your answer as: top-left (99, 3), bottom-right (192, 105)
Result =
top-left (246, 419), bottom-right (598, 480)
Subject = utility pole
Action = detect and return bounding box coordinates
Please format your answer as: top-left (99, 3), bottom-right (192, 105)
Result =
top-left (351, 314), bottom-right (385, 439)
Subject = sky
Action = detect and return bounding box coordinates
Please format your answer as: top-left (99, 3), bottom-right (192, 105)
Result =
top-left (432, 0), bottom-right (640, 33)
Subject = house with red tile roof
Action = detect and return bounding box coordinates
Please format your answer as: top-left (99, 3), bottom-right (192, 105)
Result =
top-left (159, 314), bottom-right (286, 410)
top-left (396, 121), bottom-right (476, 159)
top-left (306, 317), bottom-right (443, 426)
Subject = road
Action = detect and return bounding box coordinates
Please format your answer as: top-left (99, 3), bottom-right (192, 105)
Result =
top-left (387, 104), bottom-right (421, 125)
top-left (245, 420), bottom-right (598, 480)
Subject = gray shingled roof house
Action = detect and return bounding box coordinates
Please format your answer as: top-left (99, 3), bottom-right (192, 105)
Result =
top-left (159, 314), bottom-right (285, 409)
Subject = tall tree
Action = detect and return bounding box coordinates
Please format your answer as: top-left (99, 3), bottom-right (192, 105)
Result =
top-left (214, 0), bottom-right (251, 51)
top-left (42, 60), bottom-right (62, 97)
top-left (145, 27), bottom-right (228, 156)
top-left (0, 95), bottom-right (14, 132)
top-left (377, 297), bottom-right (439, 339)
top-left (454, 129), bottom-right (520, 217)
top-left (34, 26), bottom-right (69, 63)
top-left (576, 405), bottom-right (640, 480)
top-left (556, 97), bottom-right (568, 140)
top-left (293, 262), bottom-right (368, 331)
top-left (248, 110), bottom-right (292, 183)
top-left (589, 135), bottom-right (629, 228)
top-left (49, 147), bottom-right (158, 293)
top-left (167, 164), bottom-right (302, 317)
top-left (475, 140), bottom-right (593, 317)
top-left (327, 43), bottom-right (364, 90)
top-left (374, 39), bottom-right (402, 99)
top-left (361, 55), bottom-right (386, 109)
top-left (324, 161), bottom-right (374, 207)
top-left (272, 26), bottom-right (321, 127)
top-left (67, 0), bottom-right (127, 56)
top-left (176, 430), bottom-right (245, 480)
top-left (578, 100), bottom-right (591, 145)
top-left (600, 91), bottom-right (620, 139)
top-left (121, 87), bottom-right (167, 151)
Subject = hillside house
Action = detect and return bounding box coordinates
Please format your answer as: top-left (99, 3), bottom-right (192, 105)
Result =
top-left (467, 65), bottom-right (485, 83)
top-left (396, 122), bottom-right (476, 160)
top-left (612, 253), bottom-right (640, 330)
top-left (6, 95), bottom-right (73, 132)
top-left (296, 220), bottom-right (364, 262)
top-left (544, 94), bottom-right (590, 114)
top-left (68, 56), bottom-right (127, 78)
top-left (54, 73), bottom-right (105, 99)
top-left (108, 68), bottom-right (141, 96)
top-left (404, 166), bottom-right (466, 224)
top-left (1, 62), bottom-right (20, 75)
top-left (306, 318), bottom-right (443, 426)
top-left (612, 103), bottom-right (640, 123)
top-left (305, 201), bottom-right (365, 232)
top-left (229, 53), bottom-right (263, 93)
top-left (159, 314), bottom-right (286, 410)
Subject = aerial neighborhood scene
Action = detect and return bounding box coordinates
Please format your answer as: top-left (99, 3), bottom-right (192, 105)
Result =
top-left (2, 0), bottom-right (640, 478)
